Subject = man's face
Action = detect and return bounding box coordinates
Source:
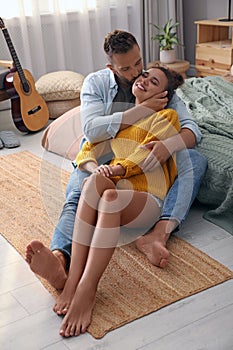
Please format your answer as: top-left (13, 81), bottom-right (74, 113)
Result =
top-left (107, 44), bottom-right (143, 85)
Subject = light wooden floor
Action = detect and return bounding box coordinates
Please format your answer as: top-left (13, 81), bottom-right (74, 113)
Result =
top-left (0, 109), bottom-right (233, 350)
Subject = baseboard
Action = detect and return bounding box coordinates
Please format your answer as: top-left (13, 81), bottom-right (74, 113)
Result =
top-left (0, 99), bottom-right (11, 111)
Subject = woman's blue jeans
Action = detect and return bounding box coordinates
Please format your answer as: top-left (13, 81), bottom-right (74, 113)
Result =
top-left (50, 148), bottom-right (207, 266)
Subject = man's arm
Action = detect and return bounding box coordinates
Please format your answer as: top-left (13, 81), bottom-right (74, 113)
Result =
top-left (141, 128), bottom-right (195, 172)
top-left (168, 93), bottom-right (202, 143)
top-left (141, 93), bottom-right (201, 172)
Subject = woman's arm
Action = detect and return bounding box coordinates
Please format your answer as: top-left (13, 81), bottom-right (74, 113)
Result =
top-left (81, 160), bottom-right (98, 173)
top-left (75, 140), bottom-right (111, 170)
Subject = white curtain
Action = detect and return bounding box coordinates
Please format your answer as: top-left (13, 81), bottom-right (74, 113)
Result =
top-left (0, 0), bottom-right (183, 80)
top-left (0, 0), bottom-right (142, 80)
top-left (142, 0), bottom-right (184, 64)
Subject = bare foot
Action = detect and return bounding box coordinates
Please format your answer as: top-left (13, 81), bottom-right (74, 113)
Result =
top-left (53, 276), bottom-right (78, 316)
top-left (25, 240), bottom-right (67, 289)
top-left (59, 282), bottom-right (96, 337)
top-left (136, 235), bottom-right (170, 267)
top-left (136, 220), bottom-right (177, 268)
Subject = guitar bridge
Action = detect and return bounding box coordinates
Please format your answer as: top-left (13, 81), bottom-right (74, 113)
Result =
top-left (28, 105), bottom-right (41, 115)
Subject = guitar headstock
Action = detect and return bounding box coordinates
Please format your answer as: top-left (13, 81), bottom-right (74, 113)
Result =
top-left (0, 17), bottom-right (6, 30)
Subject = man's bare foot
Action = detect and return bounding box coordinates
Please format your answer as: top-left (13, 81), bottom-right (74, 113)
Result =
top-left (25, 240), bottom-right (67, 290)
top-left (59, 281), bottom-right (96, 337)
top-left (136, 235), bottom-right (170, 267)
top-left (136, 220), bottom-right (177, 268)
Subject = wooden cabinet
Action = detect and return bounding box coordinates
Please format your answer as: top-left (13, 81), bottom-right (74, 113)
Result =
top-left (195, 19), bottom-right (233, 77)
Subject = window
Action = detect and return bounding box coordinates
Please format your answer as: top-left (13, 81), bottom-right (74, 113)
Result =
top-left (2, 0), bottom-right (97, 18)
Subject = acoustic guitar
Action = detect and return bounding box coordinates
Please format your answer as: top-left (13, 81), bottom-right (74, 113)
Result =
top-left (0, 17), bottom-right (49, 132)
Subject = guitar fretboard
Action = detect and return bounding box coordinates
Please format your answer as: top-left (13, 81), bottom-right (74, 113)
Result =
top-left (2, 27), bottom-right (29, 93)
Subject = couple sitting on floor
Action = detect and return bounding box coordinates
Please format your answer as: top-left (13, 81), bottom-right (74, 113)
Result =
top-left (25, 29), bottom-right (207, 338)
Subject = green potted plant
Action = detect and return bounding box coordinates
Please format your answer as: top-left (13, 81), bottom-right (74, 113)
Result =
top-left (150, 18), bottom-right (182, 64)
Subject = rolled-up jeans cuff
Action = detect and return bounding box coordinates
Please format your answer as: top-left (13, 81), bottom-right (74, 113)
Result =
top-left (50, 247), bottom-right (71, 270)
top-left (159, 215), bottom-right (180, 223)
top-left (159, 215), bottom-right (181, 232)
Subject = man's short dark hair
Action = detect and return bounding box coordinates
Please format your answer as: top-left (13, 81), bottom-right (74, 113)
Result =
top-left (103, 29), bottom-right (139, 60)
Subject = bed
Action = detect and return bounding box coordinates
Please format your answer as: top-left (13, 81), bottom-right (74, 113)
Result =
top-left (176, 75), bottom-right (233, 234)
top-left (42, 73), bottom-right (233, 234)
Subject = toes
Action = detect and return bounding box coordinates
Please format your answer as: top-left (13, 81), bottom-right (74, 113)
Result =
top-left (62, 308), bottom-right (68, 315)
top-left (29, 239), bottom-right (44, 253)
top-left (59, 319), bottom-right (68, 337)
top-left (25, 240), bottom-right (44, 262)
top-left (54, 302), bottom-right (69, 315)
top-left (25, 244), bottom-right (34, 263)
top-left (73, 324), bottom-right (81, 337)
top-left (59, 318), bottom-right (88, 337)
top-left (57, 308), bottom-right (68, 316)
top-left (65, 323), bottom-right (74, 337)
top-left (81, 323), bottom-right (89, 334)
top-left (60, 321), bottom-right (80, 338)
top-left (159, 258), bottom-right (168, 268)
top-left (59, 328), bottom-right (65, 337)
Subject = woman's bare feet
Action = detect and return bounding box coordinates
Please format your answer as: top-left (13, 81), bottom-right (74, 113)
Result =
top-left (136, 220), bottom-right (177, 268)
top-left (59, 281), bottom-right (96, 337)
top-left (25, 240), bottom-right (67, 290)
top-left (53, 276), bottom-right (79, 316)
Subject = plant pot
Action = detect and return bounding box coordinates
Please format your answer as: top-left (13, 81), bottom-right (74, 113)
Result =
top-left (159, 49), bottom-right (176, 64)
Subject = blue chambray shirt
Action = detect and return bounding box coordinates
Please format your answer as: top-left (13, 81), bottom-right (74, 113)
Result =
top-left (80, 68), bottom-right (202, 144)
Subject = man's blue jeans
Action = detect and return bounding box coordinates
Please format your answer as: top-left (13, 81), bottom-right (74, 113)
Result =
top-left (50, 149), bottom-right (207, 266)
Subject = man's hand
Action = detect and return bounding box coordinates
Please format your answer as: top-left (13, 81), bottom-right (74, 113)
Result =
top-left (141, 141), bottom-right (171, 172)
top-left (141, 91), bottom-right (168, 112)
top-left (121, 91), bottom-right (168, 131)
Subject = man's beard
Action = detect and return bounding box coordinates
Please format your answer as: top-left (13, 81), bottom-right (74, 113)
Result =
top-left (116, 73), bottom-right (139, 88)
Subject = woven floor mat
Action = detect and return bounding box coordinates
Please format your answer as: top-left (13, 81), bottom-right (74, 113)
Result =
top-left (0, 151), bottom-right (232, 339)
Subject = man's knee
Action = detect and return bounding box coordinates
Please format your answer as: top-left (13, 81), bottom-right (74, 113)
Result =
top-left (177, 149), bottom-right (207, 175)
top-left (66, 168), bottom-right (89, 197)
top-left (188, 149), bottom-right (208, 177)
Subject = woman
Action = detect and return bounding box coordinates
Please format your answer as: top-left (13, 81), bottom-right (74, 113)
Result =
top-left (55, 66), bottom-right (184, 337)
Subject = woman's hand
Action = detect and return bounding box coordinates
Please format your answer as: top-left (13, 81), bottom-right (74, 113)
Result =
top-left (94, 164), bottom-right (125, 177)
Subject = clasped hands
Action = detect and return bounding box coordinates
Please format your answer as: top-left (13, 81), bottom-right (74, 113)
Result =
top-left (93, 140), bottom-right (171, 177)
top-left (94, 164), bottom-right (125, 177)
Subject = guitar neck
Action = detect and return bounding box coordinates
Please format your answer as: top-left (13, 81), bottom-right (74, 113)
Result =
top-left (2, 27), bottom-right (29, 92)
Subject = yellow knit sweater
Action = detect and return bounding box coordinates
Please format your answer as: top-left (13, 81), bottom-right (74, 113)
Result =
top-left (76, 108), bottom-right (181, 200)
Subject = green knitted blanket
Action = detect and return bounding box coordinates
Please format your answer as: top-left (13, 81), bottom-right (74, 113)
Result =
top-left (177, 76), bottom-right (233, 234)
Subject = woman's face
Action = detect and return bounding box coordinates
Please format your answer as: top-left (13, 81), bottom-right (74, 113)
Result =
top-left (132, 68), bottom-right (168, 103)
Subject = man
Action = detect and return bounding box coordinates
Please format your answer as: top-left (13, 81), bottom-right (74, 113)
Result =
top-left (25, 30), bottom-right (207, 290)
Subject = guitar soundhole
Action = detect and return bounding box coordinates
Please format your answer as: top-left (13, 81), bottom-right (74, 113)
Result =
top-left (23, 81), bottom-right (30, 93)
top-left (28, 105), bottom-right (41, 115)
top-left (22, 80), bottom-right (31, 94)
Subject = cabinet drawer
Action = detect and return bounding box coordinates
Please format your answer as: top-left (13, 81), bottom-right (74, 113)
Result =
top-left (195, 65), bottom-right (229, 77)
top-left (196, 43), bottom-right (233, 68)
